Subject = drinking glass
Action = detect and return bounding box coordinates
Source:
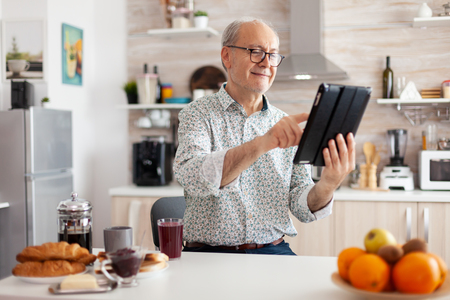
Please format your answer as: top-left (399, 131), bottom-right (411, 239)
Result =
top-left (427, 124), bottom-right (438, 150)
top-left (101, 246), bottom-right (146, 287)
top-left (157, 218), bottom-right (183, 260)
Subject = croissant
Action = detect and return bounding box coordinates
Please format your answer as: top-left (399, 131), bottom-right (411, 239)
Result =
top-left (12, 260), bottom-right (85, 277)
top-left (16, 242), bottom-right (96, 265)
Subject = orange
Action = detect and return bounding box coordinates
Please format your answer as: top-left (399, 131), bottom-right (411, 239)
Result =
top-left (348, 253), bottom-right (390, 292)
top-left (393, 252), bottom-right (440, 294)
top-left (428, 253), bottom-right (448, 289)
top-left (337, 247), bottom-right (366, 281)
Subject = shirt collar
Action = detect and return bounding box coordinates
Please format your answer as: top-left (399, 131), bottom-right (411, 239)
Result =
top-left (218, 82), bottom-right (270, 113)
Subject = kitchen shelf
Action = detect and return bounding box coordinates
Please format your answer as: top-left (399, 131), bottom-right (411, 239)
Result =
top-left (377, 98), bottom-right (450, 105)
top-left (413, 16), bottom-right (450, 28)
top-left (117, 104), bottom-right (187, 110)
top-left (377, 98), bottom-right (450, 125)
top-left (129, 27), bottom-right (220, 38)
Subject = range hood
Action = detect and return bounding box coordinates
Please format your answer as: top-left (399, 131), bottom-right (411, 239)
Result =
top-left (276, 0), bottom-right (348, 81)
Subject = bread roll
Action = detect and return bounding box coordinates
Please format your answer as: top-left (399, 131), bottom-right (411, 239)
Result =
top-left (12, 260), bottom-right (85, 277)
top-left (16, 242), bottom-right (96, 265)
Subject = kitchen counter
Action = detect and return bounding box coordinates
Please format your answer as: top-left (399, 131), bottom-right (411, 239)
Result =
top-left (109, 183), bottom-right (450, 202)
top-left (109, 182), bottom-right (184, 197)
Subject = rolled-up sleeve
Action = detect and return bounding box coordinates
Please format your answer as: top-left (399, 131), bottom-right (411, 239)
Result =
top-left (288, 163), bottom-right (334, 223)
top-left (174, 105), bottom-right (223, 197)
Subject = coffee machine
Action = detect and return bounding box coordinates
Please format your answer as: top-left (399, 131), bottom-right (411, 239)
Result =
top-left (379, 129), bottom-right (414, 191)
top-left (11, 80), bottom-right (34, 109)
top-left (132, 136), bottom-right (173, 186)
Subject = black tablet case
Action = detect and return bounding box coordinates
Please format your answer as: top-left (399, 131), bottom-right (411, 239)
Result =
top-left (293, 83), bottom-right (372, 166)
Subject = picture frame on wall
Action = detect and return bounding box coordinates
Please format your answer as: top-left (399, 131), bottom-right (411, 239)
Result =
top-left (62, 23), bottom-right (83, 86)
top-left (1, 19), bottom-right (46, 82)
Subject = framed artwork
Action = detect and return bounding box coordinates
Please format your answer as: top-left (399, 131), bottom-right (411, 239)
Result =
top-left (1, 19), bottom-right (46, 82)
top-left (62, 23), bottom-right (83, 86)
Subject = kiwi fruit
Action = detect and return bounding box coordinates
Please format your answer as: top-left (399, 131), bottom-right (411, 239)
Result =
top-left (378, 245), bottom-right (404, 264)
top-left (402, 238), bottom-right (427, 255)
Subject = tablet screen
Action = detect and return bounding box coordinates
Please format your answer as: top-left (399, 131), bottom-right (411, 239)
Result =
top-left (293, 83), bottom-right (372, 166)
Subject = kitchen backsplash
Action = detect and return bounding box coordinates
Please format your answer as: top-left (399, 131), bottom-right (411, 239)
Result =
top-left (126, 0), bottom-right (450, 185)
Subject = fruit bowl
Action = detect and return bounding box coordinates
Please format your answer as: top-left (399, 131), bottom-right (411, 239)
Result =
top-left (331, 272), bottom-right (450, 300)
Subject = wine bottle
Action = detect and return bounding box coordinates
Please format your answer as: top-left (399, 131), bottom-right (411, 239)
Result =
top-left (382, 56), bottom-right (394, 99)
top-left (154, 65), bottom-right (162, 104)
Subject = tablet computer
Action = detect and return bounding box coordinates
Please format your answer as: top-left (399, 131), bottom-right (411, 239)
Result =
top-left (293, 83), bottom-right (372, 166)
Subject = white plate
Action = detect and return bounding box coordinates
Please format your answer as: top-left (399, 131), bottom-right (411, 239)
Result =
top-left (331, 272), bottom-right (450, 300)
top-left (136, 263), bottom-right (169, 279)
top-left (14, 269), bottom-right (88, 284)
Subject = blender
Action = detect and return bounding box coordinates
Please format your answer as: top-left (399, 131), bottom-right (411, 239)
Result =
top-left (379, 129), bottom-right (414, 191)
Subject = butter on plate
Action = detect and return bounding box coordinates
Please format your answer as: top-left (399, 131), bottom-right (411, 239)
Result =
top-left (60, 274), bottom-right (99, 290)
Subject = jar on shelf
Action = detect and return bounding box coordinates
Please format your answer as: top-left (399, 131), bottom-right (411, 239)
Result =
top-left (172, 8), bottom-right (191, 28)
top-left (442, 80), bottom-right (450, 99)
top-left (161, 83), bottom-right (173, 103)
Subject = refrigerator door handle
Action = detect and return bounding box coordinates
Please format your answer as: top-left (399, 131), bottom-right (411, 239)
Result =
top-left (0, 202), bottom-right (10, 209)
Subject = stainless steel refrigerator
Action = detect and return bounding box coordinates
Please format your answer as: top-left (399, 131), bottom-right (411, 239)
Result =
top-left (0, 107), bottom-right (73, 279)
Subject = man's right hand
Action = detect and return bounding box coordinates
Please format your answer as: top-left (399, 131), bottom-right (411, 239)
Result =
top-left (260, 113), bottom-right (309, 152)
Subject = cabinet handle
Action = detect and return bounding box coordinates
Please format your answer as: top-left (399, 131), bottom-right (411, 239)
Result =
top-left (0, 202), bottom-right (10, 210)
top-left (406, 207), bottom-right (411, 242)
top-left (424, 207), bottom-right (429, 243)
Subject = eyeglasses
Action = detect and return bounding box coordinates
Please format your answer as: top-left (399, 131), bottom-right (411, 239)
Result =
top-left (226, 45), bottom-right (285, 67)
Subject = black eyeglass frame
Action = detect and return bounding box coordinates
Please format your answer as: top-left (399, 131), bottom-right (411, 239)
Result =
top-left (226, 45), bottom-right (285, 67)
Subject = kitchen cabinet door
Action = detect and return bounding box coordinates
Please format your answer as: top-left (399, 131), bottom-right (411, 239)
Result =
top-left (111, 196), bottom-right (160, 250)
top-left (334, 201), bottom-right (418, 256)
top-left (285, 212), bottom-right (335, 256)
top-left (417, 203), bottom-right (450, 265)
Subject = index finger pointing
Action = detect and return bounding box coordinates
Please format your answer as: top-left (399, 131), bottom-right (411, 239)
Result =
top-left (291, 113), bottom-right (309, 124)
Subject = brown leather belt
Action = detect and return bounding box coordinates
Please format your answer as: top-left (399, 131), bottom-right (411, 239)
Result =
top-left (185, 237), bottom-right (284, 251)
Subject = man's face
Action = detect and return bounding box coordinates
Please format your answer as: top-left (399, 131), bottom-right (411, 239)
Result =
top-left (226, 22), bottom-right (279, 95)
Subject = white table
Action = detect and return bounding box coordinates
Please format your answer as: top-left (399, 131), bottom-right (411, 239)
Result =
top-left (0, 251), bottom-right (442, 300)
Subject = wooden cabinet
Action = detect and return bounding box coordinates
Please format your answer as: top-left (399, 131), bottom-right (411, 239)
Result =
top-left (285, 212), bottom-right (335, 256)
top-left (333, 201), bottom-right (418, 255)
top-left (417, 203), bottom-right (450, 264)
top-left (112, 192), bottom-right (450, 263)
top-left (111, 196), bottom-right (160, 251)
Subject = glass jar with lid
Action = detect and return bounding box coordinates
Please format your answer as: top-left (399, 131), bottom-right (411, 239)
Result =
top-left (57, 192), bottom-right (93, 253)
top-left (442, 80), bottom-right (450, 99)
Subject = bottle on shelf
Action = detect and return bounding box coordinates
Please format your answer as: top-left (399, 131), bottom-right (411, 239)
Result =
top-left (382, 56), bottom-right (394, 99)
top-left (154, 65), bottom-right (162, 104)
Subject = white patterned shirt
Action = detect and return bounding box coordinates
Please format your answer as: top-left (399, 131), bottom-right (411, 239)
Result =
top-left (174, 84), bottom-right (333, 246)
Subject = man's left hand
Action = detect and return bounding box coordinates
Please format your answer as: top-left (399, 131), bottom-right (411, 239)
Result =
top-left (319, 132), bottom-right (356, 192)
top-left (307, 133), bottom-right (355, 212)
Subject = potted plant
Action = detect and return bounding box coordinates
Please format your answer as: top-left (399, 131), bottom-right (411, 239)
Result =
top-left (41, 97), bottom-right (49, 107)
top-left (123, 80), bottom-right (138, 104)
top-left (194, 10), bottom-right (208, 28)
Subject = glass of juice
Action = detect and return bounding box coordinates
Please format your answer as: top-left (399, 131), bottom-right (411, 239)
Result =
top-left (157, 218), bottom-right (183, 260)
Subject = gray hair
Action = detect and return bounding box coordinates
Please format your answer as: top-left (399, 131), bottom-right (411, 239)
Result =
top-left (221, 17), bottom-right (279, 71)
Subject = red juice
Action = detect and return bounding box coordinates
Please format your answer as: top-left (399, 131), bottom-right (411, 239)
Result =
top-left (158, 221), bottom-right (183, 259)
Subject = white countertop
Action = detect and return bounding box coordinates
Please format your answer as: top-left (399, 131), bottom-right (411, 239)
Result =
top-left (109, 183), bottom-right (450, 202)
top-left (0, 252), bottom-right (365, 300)
top-left (109, 182), bottom-right (184, 197)
top-left (335, 186), bottom-right (450, 202)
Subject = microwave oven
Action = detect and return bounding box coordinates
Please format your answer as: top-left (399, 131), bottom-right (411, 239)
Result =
top-left (419, 150), bottom-right (450, 190)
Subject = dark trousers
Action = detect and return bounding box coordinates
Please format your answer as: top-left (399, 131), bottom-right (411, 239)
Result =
top-left (183, 240), bottom-right (297, 255)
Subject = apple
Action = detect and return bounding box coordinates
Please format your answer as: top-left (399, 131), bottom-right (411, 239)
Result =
top-left (364, 228), bottom-right (397, 254)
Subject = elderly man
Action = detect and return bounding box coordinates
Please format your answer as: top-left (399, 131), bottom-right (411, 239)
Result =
top-left (174, 17), bottom-right (355, 255)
